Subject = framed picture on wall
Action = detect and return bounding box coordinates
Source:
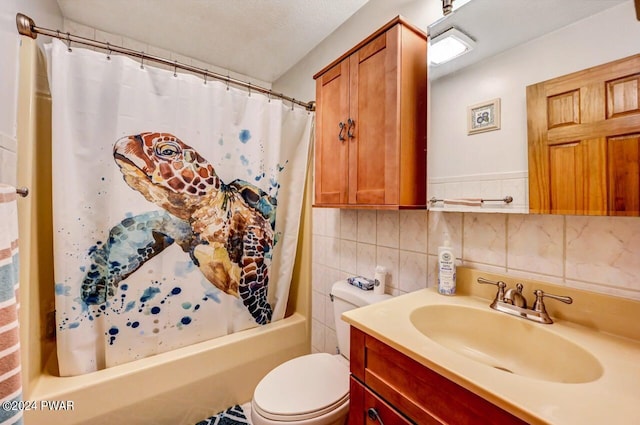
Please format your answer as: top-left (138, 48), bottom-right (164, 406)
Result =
top-left (467, 98), bottom-right (501, 135)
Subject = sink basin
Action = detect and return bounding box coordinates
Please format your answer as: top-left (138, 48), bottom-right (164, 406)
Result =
top-left (410, 304), bottom-right (603, 383)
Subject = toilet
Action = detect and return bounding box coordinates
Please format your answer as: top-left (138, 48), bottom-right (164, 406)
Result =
top-left (251, 280), bottom-right (392, 425)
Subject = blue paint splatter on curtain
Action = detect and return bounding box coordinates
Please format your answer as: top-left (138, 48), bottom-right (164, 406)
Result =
top-left (55, 284), bottom-right (71, 296)
top-left (57, 274), bottom-right (222, 345)
top-left (140, 287), bottom-right (161, 303)
top-left (239, 129), bottom-right (251, 143)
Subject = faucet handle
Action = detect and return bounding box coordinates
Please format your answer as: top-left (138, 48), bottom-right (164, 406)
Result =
top-left (532, 289), bottom-right (573, 322)
top-left (532, 289), bottom-right (572, 306)
top-left (477, 277), bottom-right (507, 308)
top-left (477, 277), bottom-right (506, 288)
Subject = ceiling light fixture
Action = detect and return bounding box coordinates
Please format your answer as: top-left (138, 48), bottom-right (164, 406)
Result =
top-left (442, 0), bottom-right (475, 16)
top-left (442, 0), bottom-right (454, 15)
top-left (429, 27), bottom-right (475, 65)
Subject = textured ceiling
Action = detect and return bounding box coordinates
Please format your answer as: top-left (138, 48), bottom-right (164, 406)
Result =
top-left (56, 0), bottom-right (371, 83)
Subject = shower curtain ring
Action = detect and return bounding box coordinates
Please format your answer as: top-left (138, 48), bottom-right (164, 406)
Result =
top-left (248, 83), bottom-right (252, 97)
top-left (140, 52), bottom-right (145, 69)
top-left (267, 91), bottom-right (271, 103)
top-left (106, 42), bottom-right (111, 60)
top-left (66, 32), bottom-right (72, 52)
top-left (173, 60), bottom-right (178, 78)
top-left (226, 74), bottom-right (230, 91)
top-left (203, 69), bottom-right (208, 85)
top-left (291, 99), bottom-right (295, 111)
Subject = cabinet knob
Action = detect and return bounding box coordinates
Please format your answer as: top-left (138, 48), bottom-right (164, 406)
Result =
top-left (367, 407), bottom-right (385, 424)
top-left (338, 122), bottom-right (346, 141)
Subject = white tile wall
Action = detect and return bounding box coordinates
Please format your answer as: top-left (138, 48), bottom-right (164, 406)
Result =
top-left (340, 209), bottom-right (357, 241)
top-left (399, 210), bottom-right (427, 253)
top-left (311, 207), bottom-right (640, 353)
top-left (355, 242), bottom-right (375, 278)
top-left (507, 214), bottom-right (564, 276)
top-left (398, 251), bottom-right (428, 293)
top-left (376, 246), bottom-right (399, 291)
top-left (0, 132), bottom-right (17, 186)
top-left (462, 213), bottom-right (507, 266)
top-left (356, 210), bottom-right (376, 244)
top-left (376, 211), bottom-right (399, 248)
top-left (565, 215), bottom-right (640, 290)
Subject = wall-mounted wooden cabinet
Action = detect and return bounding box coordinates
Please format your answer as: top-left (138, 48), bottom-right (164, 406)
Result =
top-left (527, 54), bottom-right (640, 216)
top-left (313, 16), bottom-right (427, 210)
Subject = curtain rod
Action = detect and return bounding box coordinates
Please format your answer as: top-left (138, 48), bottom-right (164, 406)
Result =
top-left (15, 13), bottom-right (316, 112)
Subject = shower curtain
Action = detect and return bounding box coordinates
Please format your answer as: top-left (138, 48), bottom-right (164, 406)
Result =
top-left (46, 39), bottom-right (312, 376)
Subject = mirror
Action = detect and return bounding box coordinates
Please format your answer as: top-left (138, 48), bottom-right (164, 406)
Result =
top-left (426, 0), bottom-right (636, 214)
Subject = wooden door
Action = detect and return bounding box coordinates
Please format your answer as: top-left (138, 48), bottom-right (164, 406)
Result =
top-left (348, 27), bottom-right (400, 205)
top-left (314, 59), bottom-right (350, 205)
top-left (527, 54), bottom-right (640, 215)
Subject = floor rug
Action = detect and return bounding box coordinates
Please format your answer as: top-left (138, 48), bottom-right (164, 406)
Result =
top-left (195, 403), bottom-right (252, 425)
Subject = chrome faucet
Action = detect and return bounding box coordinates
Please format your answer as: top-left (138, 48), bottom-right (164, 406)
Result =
top-left (477, 277), bottom-right (572, 324)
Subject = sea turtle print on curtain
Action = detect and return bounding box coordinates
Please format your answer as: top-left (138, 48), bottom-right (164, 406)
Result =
top-left (82, 132), bottom-right (277, 325)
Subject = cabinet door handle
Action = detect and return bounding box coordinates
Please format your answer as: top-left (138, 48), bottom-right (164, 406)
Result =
top-left (347, 118), bottom-right (356, 139)
top-left (367, 407), bottom-right (385, 425)
top-left (338, 121), bottom-right (346, 141)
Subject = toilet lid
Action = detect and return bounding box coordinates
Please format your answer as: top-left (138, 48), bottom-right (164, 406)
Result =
top-left (253, 353), bottom-right (349, 420)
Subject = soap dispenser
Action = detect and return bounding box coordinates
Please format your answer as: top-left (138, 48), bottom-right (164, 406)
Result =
top-left (438, 233), bottom-right (456, 295)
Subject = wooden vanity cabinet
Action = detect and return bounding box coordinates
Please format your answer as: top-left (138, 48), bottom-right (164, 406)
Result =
top-left (313, 17), bottom-right (427, 209)
top-left (348, 327), bottom-right (527, 425)
top-left (527, 53), bottom-right (640, 216)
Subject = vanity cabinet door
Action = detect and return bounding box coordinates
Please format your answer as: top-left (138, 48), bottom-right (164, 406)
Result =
top-left (350, 327), bottom-right (528, 425)
top-left (527, 53), bottom-right (640, 215)
top-left (349, 377), bottom-right (415, 425)
top-left (313, 16), bottom-right (427, 210)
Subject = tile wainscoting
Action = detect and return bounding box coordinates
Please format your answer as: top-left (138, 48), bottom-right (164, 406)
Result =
top-left (428, 171), bottom-right (528, 214)
top-left (311, 208), bottom-right (640, 354)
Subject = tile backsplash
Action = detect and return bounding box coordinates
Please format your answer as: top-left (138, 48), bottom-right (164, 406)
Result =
top-left (312, 208), bottom-right (640, 354)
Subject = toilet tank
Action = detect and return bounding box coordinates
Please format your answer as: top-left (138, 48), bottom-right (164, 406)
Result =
top-left (330, 280), bottom-right (392, 360)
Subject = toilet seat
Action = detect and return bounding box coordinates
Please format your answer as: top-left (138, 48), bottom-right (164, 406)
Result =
top-left (253, 353), bottom-right (349, 421)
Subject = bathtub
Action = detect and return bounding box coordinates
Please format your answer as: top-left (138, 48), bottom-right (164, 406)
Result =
top-left (17, 36), bottom-right (313, 425)
top-left (24, 313), bottom-right (308, 425)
